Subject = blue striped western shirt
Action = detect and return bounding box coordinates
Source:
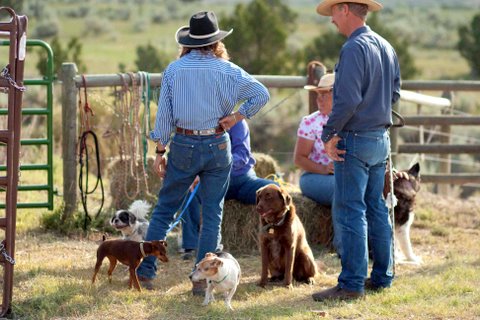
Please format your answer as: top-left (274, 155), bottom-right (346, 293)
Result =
top-left (321, 26), bottom-right (401, 143)
top-left (150, 50), bottom-right (270, 145)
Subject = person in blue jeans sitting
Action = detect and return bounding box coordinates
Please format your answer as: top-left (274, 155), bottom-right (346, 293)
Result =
top-left (181, 120), bottom-right (276, 277)
top-left (294, 72), bottom-right (335, 206)
top-left (294, 72), bottom-right (342, 256)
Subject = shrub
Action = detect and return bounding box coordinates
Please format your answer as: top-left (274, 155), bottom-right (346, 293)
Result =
top-left (64, 6), bottom-right (90, 18)
top-left (33, 20), bottom-right (59, 39)
top-left (83, 17), bottom-right (113, 37)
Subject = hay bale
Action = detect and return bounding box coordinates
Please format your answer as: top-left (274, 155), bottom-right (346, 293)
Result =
top-left (252, 152), bottom-right (281, 179)
top-left (107, 156), bottom-right (162, 209)
top-left (221, 192), bottom-right (333, 254)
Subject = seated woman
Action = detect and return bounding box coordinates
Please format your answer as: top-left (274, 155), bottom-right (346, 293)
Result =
top-left (294, 73), bottom-right (342, 256)
top-left (294, 73), bottom-right (335, 206)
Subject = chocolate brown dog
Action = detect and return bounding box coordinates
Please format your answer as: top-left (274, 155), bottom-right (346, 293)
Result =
top-left (256, 184), bottom-right (317, 289)
top-left (92, 239), bottom-right (168, 291)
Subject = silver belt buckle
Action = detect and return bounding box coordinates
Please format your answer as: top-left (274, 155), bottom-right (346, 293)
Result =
top-left (198, 128), bottom-right (215, 135)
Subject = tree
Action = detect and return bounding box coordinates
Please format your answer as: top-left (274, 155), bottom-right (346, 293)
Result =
top-left (220, 0), bottom-right (297, 75)
top-left (36, 37), bottom-right (86, 77)
top-left (134, 43), bottom-right (169, 72)
top-left (301, 13), bottom-right (418, 79)
top-left (457, 13), bottom-right (480, 77)
top-left (300, 29), bottom-right (346, 72)
top-left (1, 0), bottom-right (23, 13)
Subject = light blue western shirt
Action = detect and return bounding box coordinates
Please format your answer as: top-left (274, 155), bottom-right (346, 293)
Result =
top-left (150, 50), bottom-right (270, 145)
top-left (321, 25), bottom-right (401, 143)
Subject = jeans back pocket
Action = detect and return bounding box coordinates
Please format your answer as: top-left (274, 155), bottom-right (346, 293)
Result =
top-left (169, 140), bottom-right (194, 171)
top-left (209, 139), bottom-right (232, 168)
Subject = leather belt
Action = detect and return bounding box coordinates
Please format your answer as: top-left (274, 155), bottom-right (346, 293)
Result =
top-left (176, 126), bottom-right (224, 136)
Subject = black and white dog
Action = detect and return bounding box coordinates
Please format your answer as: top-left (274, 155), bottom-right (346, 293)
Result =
top-left (110, 200), bottom-right (151, 242)
top-left (386, 163), bottom-right (422, 265)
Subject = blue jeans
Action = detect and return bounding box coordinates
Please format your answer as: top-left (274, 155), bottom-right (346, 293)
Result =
top-left (182, 168), bottom-right (275, 259)
top-left (299, 172), bottom-right (334, 205)
top-left (299, 172), bottom-right (342, 256)
top-left (334, 129), bottom-right (393, 293)
top-left (137, 133), bottom-right (232, 279)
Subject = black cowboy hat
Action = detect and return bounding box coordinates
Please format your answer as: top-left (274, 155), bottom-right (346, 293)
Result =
top-left (175, 11), bottom-right (233, 48)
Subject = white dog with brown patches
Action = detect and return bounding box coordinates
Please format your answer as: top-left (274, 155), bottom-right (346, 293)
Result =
top-left (110, 200), bottom-right (151, 242)
top-left (190, 252), bottom-right (241, 311)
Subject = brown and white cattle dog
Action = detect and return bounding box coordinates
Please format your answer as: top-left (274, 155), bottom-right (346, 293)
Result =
top-left (384, 162), bottom-right (422, 264)
top-left (256, 184), bottom-right (317, 289)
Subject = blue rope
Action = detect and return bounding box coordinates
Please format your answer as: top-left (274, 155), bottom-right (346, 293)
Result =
top-left (165, 181), bottom-right (201, 235)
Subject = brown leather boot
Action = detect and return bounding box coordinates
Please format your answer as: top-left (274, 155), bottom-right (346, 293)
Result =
top-left (312, 285), bottom-right (364, 301)
top-left (191, 279), bottom-right (207, 296)
top-left (364, 278), bottom-right (388, 291)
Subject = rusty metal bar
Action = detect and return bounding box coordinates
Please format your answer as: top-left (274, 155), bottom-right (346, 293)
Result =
top-left (0, 6), bottom-right (28, 317)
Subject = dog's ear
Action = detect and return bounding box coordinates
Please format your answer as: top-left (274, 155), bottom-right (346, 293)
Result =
top-left (128, 212), bottom-right (137, 225)
top-left (279, 188), bottom-right (292, 209)
top-left (408, 163), bottom-right (420, 178)
top-left (212, 258), bottom-right (223, 268)
top-left (159, 240), bottom-right (167, 247)
top-left (205, 252), bottom-right (217, 259)
top-left (256, 185), bottom-right (268, 204)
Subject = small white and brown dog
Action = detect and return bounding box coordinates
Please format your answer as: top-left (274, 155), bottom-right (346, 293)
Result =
top-left (110, 200), bottom-right (151, 242)
top-left (190, 252), bottom-right (241, 311)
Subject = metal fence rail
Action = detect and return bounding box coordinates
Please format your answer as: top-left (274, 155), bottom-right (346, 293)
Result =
top-left (0, 7), bottom-right (28, 317)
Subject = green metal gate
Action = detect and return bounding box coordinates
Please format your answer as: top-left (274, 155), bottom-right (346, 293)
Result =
top-left (0, 39), bottom-right (54, 210)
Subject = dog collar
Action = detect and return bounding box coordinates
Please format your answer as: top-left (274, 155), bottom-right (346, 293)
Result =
top-left (139, 241), bottom-right (147, 258)
top-left (209, 273), bottom-right (229, 284)
top-left (261, 207), bottom-right (289, 233)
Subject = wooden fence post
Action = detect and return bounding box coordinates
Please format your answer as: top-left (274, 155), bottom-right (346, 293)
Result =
top-left (60, 63), bottom-right (78, 220)
top-left (307, 61), bottom-right (326, 114)
top-left (438, 90), bottom-right (454, 194)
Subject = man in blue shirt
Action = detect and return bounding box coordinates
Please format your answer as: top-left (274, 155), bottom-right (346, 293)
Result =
top-left (181, 120), bottom-right (276, 273)
top-left (312, 0), bottom-right (401, 301)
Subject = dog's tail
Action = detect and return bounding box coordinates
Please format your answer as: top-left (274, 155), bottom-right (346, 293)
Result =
top-left (128, 200), bottom-right (152, 219)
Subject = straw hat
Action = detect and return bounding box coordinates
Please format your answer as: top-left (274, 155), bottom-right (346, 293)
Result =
top-left (176, 11), bottom-right (233, 48)
top-left (316, 0), bottom-right (383, 16)
top-left (304, 73), bottom-right (335, 92)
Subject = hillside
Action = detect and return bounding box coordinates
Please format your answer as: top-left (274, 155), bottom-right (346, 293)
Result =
top-left (15, 0), bottom-right (478, 79)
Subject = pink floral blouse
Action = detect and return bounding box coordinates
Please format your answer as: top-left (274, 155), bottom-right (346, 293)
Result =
top-left (297, 111), bottom-right (332, 166)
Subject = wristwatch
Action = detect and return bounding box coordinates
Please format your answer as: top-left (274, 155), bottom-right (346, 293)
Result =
top-left (155, 146), bottom-right (166, 155)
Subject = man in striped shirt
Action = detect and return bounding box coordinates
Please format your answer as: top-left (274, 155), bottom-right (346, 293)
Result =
top-left (136, 11), bottom-right (269, 293)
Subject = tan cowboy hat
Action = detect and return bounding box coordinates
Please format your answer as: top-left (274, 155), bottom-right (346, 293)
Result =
top-left (304, 73), bottom-right (335, 91)
top-left (176, 11), bottom-right (233, 48)
top-left (316, 0), bottom-right (383, 16)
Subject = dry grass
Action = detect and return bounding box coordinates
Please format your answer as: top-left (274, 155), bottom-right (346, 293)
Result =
top-left (8, 190), bottom-right (480, 319)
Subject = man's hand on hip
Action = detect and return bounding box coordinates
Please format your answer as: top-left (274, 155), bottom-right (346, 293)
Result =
top-left (324, 136), bottom-right (345, 162)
